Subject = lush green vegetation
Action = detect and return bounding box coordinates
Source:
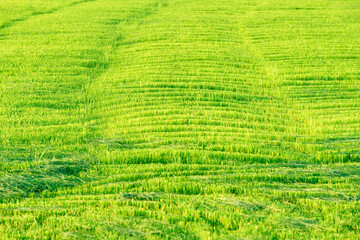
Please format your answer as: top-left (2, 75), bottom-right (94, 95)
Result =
top-left (0, 0), bottom-right (359, 239)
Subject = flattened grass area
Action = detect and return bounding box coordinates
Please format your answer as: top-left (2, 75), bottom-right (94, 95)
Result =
top-left (0, 0), bottom-right (359, 239)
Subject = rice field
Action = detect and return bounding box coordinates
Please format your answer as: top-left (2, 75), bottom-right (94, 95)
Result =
top-left (0, 0), bottom-right (359, 239)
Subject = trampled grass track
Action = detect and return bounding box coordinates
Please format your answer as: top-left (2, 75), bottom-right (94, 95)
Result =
top-left (0, 0), bottom-right (359, 239)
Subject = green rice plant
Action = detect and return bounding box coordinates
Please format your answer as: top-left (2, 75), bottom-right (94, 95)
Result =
top-left (0, 0), bottom-right (359, 238)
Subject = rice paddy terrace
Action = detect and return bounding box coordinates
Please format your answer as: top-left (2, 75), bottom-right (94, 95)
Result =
top-left (0, 0), bottom-right (359, 239)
